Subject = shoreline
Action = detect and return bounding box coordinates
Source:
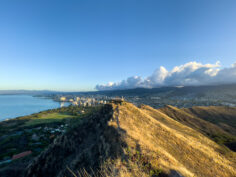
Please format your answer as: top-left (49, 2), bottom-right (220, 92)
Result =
top-left (0, 95), bottom-right (70, 122)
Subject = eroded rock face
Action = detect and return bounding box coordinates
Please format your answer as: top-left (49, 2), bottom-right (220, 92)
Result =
top-left (25, 104), bottom-right (124, 177)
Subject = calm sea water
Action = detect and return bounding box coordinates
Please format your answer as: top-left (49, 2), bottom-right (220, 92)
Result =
top-left (0, 95), bottom-right (69, 121)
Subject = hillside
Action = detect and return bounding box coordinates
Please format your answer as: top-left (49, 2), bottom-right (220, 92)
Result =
top-left (184, 106), bottom-right (236, 135)
top-left (158, 105), bottom-right (236, 151)
top-left (22, 102), bottom-right (236, 177)
top-left (0, 105), bottom-right (101, 177)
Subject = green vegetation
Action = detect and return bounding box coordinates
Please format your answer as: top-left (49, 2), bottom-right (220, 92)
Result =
top-left (0, 105), bottom-right (102, 166)
top-left (24, 112), bottom-right (76, 126)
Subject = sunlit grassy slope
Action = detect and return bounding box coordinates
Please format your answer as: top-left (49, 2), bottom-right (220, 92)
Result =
top-left (107, 102), bottom-right (236, 177)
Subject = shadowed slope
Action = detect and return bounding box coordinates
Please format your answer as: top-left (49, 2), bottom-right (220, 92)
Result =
top-left (158, 105), bottom-right (236, 151)
top-left (25, 104), bottom-right (126, 177)
top-left (184, 106), bottom-right (236, 135)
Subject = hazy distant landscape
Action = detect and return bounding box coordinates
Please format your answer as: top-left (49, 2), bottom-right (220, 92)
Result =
top-left (43, 84), bottom-right (236, 108)
top-left (2, 84), bottom-right (236, 121)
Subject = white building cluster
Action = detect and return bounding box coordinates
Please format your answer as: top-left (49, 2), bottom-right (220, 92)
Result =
top-left (59, 96), bottom-right (108, 107)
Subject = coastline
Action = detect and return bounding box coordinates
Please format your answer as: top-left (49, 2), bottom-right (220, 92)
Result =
top-left (0, 95), bottom-right (69, 122)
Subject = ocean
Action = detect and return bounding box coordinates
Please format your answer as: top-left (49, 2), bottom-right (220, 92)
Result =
top-left (0, 95), bottom-right (69, 121)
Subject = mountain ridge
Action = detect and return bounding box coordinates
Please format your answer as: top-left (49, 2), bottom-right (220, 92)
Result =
top-left (22, 102), bottom-right (236, 177)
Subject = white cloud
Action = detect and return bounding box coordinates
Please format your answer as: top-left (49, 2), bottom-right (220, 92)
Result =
top-left (95, 61), bottom-right (236, 91)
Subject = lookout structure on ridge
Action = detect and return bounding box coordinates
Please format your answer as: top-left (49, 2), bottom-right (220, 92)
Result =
top-left (110, 96), bottom-right (124, 105)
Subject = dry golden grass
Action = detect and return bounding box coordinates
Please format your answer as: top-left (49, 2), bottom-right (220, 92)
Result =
top-left (107, 102), bottom-right (236, 177)
top-left (183, 106), bottom-right (236, 135)
top-left (158, 105), bottom-right (236, 152)
top-left (69, 102), bottom-right (236, 177)
top-left (69, 158), bottom-right (152, 177)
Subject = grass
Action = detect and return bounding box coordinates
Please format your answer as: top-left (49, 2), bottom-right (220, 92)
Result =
top-left (2, 102), bottom-right (236, 177)
top-left (158, 105), bottom-right (236, 151)
top-left (0, 105), bottom-right (101, 167)
top-left (184, 106), bottom-right (236, 135)
top-left (69, 157), bottom-right (163, 177)
top-left (108, 102), bottom-right (236, 177)
top-left (24, 112), bottom-right (76, 126)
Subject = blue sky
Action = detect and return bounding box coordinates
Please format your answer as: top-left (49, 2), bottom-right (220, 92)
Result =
top-left (0, 0), bottom-right (236, 91)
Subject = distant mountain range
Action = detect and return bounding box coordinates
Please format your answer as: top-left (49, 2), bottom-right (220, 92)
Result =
top-left (97, 83), bottom-right (236, 97)
top-left (2, 84), bottom-right (236, 98)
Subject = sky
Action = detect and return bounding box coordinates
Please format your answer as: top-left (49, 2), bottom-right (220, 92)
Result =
top-left (0, 0), bottom-right (236, 91)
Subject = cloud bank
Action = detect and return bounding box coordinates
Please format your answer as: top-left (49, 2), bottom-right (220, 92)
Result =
top-left (96, 61), bottom-right (236, 91)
